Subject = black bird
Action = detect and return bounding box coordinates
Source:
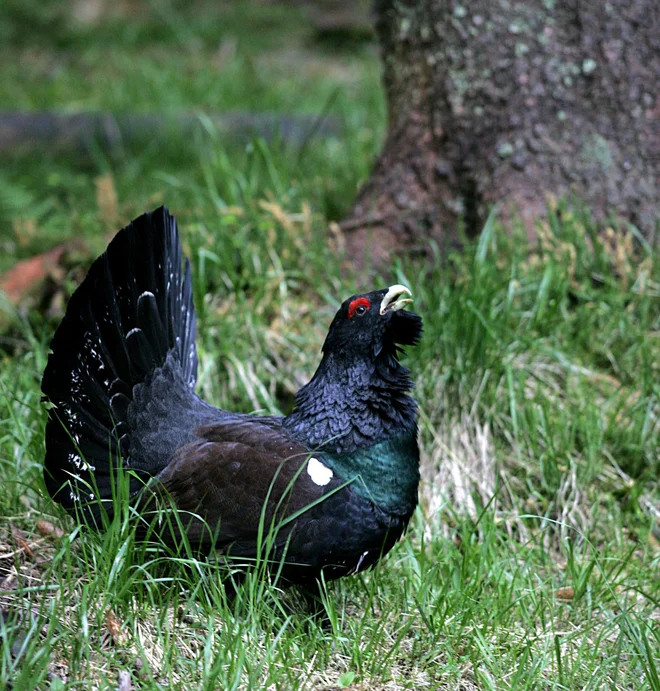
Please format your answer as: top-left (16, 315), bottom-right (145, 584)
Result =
top-left (42, 207), bottom-right (423, 587)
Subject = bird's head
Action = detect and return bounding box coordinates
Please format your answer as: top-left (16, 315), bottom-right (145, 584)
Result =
top-left (287, 284), bottom-right (422, 446)
top-left (322, 285), bottom-right (423, 361)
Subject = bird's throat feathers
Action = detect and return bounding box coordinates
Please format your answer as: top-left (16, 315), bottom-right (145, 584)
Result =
top-left (284, 349), bottom-right (418, 454)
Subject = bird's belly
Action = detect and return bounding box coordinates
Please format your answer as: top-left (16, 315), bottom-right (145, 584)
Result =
top-left (274, 489), bottom-right (410, 586)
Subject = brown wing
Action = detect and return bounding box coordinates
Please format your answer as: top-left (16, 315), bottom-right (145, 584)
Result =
top-left (141, 417), bottom-right (341, 554)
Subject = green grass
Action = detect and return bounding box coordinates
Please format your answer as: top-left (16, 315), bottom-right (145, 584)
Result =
top-left (1, 2), bottom-right (659, 689)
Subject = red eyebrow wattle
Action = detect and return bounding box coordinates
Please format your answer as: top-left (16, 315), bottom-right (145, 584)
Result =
top-left (348, 297), bottom-right (371, 318)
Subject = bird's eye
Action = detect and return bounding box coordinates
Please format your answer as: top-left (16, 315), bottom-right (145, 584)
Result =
top-left (348, 297), bottom-right (371, 318)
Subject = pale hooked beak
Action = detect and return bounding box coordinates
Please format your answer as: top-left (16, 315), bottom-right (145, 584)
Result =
top-left (380, 284), bottom-right (413, 315)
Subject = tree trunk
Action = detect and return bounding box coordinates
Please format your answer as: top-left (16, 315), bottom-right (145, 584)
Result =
top-left (345, 0), bottom-right (660, 265)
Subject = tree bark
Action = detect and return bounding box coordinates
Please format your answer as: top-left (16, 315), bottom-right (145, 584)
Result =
top-left (345, 0), bottom-right (660, 265)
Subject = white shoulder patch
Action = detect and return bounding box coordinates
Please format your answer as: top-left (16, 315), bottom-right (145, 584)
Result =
top-left (307, 457), bottom-right (333, 486)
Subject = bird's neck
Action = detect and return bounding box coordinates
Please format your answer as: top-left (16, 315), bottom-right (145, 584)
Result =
top-left (284, 351), bottom-right (418, 453)
top-left (283, 350), bottom-right (419, 515)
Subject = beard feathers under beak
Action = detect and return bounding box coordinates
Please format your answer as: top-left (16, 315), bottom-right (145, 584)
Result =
top-left (375, 285), bottom-right (422, 358)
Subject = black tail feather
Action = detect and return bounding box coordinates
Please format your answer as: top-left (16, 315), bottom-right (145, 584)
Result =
top-left (42, 207), bottom-right (198, 520)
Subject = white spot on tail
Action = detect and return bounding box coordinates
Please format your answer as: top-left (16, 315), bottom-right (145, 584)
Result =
top-left (307, 457), bottom-right (333, 486)
top-left (139, 291), bottom-right (155, 300)
top-left (126, 327), bottom-right (142, 338)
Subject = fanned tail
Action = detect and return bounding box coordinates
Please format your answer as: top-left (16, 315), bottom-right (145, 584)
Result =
top-left (42, 206), bottom-right (198, 521)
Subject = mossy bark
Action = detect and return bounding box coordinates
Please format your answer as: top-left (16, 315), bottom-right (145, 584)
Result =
top-left (345, 0), bottom-right (659, 265)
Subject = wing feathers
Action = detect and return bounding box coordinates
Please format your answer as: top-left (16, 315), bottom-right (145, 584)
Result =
top-left (150, 420), bottom-right (334, 552)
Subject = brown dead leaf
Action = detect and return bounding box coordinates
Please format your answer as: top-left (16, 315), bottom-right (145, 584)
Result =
top-left (36, 520), bottom-right (64, 540)
top-left (10, 525), bottom-right (34, 559)
top-left (556, 587), bottom-right (574, 601)
top-left (105, 608), bottom-right (127, 646)
top-left (0, 246), bottom-right (66, 305)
